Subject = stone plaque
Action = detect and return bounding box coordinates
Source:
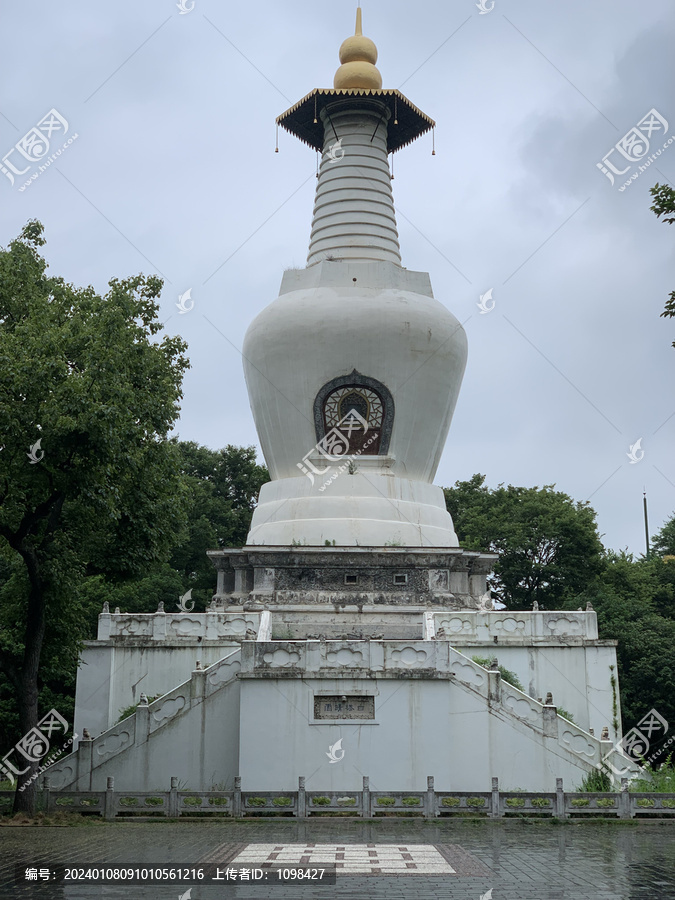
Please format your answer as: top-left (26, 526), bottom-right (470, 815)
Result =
top-left (314, 695), bottom-right (375, 719)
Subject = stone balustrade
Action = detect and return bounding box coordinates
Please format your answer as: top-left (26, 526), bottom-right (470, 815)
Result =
top-left (7, 775), bottom-right (671, 820)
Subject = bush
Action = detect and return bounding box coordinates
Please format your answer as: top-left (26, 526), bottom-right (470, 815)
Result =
top-left (466, 797), bottom-right (486, 808)
top-left (631, 757), bottom-right (675, 793)
top-left (471, 657), bottom-right (524, 691)
top-left (144, 797), bottom-right (164, 807)
top-left (246, 797), bottom-right (267, 807)
top-left (376, 797), bottom-right (395, 806)
top-left (116, 696), bottom-right (160, 724)
top-left (595, 798), bottom-right (615, 808)
top-left (530, 797), bottom-right (551, 808)
top-left (208, 797), bottom-right (229, 806)
top-left (441, 797), bottom-right (460, 807)
top-left (571, 798), bottom-right (590, 807)
top-left (636, 798), bottom-right (655, 807)
top-left (576, 769), bottom-right (612, 792)
top-left (556, 708), bottom-right (575, 723)
top-left (118, 797), bottom-right (138, 807)
top-left (401, 796), bottom-right (421, 806)
top-left (505, 797), bottom-right (525, 808)
top-left (272, 797), bottom-right (292, 807)
top-left (182, 796), bottom-right (203, 807)
top-left (311, 796), bottom-right (331, 806)
top-left (337, 797), bottom-right (356, 806)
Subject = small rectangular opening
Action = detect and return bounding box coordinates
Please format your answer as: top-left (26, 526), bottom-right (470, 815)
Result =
top-left (344, 574), bottom-right (358, 585)
top-left (394, 573), bottom-right (408, 585)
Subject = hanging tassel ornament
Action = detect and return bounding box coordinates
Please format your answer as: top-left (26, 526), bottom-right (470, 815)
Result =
top-left (313, 93), bottom-right (318, 124)
top-left (394, 95), bottom-right (398, 125)
top-left (390, 151), bottom-right (394, 180)
top-left (316, 149), bottom-right (319, 179)
top-left (275, 122), bottom-right (279, 153)
top-left (432, 126), bottom-right (436, 156)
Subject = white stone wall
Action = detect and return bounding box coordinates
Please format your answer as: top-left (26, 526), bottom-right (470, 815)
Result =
top-left (238, 676), bottom-right (602, 793)
top-left (453, 644), bottom-right (620, 739)
top-left (74, 642), bottom-right (239, 741)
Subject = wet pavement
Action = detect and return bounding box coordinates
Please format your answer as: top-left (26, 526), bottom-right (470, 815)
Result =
top-left (1, 818), bottom-right (674, 899)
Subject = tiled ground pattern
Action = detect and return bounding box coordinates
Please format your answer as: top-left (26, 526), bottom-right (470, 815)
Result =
top-left (229, 843), bottom-right (455, 874)
top-left (0, 820), bottom-right (674, 899)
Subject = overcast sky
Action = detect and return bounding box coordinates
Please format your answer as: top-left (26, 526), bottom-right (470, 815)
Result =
top-left (1, 0), bottom-right (674, 555)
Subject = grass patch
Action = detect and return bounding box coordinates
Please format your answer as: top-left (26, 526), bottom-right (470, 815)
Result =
top-left (471, 657), bottom-right (524, 691)
top-left (576, 769), bottom-right (612, 792)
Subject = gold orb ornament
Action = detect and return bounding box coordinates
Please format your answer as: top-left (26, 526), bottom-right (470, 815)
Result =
top-left (333, 8), bottom-right (382, 90)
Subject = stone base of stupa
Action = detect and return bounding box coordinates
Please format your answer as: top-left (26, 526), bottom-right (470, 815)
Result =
top-left (207, 545), bottom-right (498, 612)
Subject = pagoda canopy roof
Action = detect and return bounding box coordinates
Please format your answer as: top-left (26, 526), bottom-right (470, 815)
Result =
top-left (276, 88), bottom-right (435, 154)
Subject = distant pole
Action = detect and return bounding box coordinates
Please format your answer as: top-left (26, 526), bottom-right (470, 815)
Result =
top-left (643, 490), bottom-right (650, 558)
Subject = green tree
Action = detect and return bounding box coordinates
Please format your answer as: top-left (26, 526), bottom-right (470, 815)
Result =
top-left (444, 474), bottom-right (604, 609)
top-left (569, 552), bottom-right (675, 734)
top-left (0, 222), bottom-right (189, 813)
top-left (652, 511), bottom-right (675, 558)
top-left (650, 183), bottom-right (675, 347)
top-left (168, 442), bottom-right (269, 605)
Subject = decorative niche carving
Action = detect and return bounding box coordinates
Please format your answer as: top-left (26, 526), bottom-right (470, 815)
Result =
top-left (313, 370), bottom-right (394, 455)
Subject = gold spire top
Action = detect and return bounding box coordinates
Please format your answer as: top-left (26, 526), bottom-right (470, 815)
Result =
top-left (333, 7), bottom-right (382, 90)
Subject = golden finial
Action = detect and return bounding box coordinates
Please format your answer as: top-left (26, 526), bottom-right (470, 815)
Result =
top-left (333, 7), bottom-right (382, 90)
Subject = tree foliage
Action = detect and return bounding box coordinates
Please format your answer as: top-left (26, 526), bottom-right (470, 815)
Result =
top-left (650, 183), bottom-right (675, 346)
top-left (444, 474), bottom-right (604, 609)
top-left (0, 221), bottom-right (189, 811)
top-left (567, 550), bottom-right (675, 734)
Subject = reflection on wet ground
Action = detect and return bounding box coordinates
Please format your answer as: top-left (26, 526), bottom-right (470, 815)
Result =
top-left (1, 819), bottom-right (674, 899)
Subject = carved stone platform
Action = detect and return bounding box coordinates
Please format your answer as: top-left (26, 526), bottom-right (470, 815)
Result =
top-left (207, 546), bottom-right (498, 610)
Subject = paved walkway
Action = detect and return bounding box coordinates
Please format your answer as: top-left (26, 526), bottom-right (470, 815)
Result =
top-left (1, 819), bottom-right (674, 899)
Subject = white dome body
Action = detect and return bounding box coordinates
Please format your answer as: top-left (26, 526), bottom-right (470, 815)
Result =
top-left (243, 85), bottom-right (467, 546)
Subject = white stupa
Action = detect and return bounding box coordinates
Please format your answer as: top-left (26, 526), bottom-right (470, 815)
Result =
top-left (243, 9), bottom-right (467, 547)
top-left (60, 10), bottom-right (632, 798)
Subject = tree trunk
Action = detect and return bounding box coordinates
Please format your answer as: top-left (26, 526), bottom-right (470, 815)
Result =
top-left (12, 551), bottom-right (47, 816)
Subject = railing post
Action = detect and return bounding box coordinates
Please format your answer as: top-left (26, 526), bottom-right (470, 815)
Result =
top-left (491, 776), bottom-right (500, 818)
top-left (619, 777), bottom-right (631, 819)
top-left (425, 776), bottom-right (435, 818)
top-left (362, 776), bottom-right (370, 818)
top-left (168, 776), bottom-right (178, 818)
top-left (135, 695), bottom-right (149, 745)
top-left (104, 776), bottom-right (115, 820)
top-left (233, 776), bottom-right (242, 818)
top-left (77, 729), bottom-right (93, 790)
top-left (555, 777), bottom-right (566, 818)
top-left (298, 776), bottom-right (306, 818)
top-left (43, 776), bottom-right (52, 815)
